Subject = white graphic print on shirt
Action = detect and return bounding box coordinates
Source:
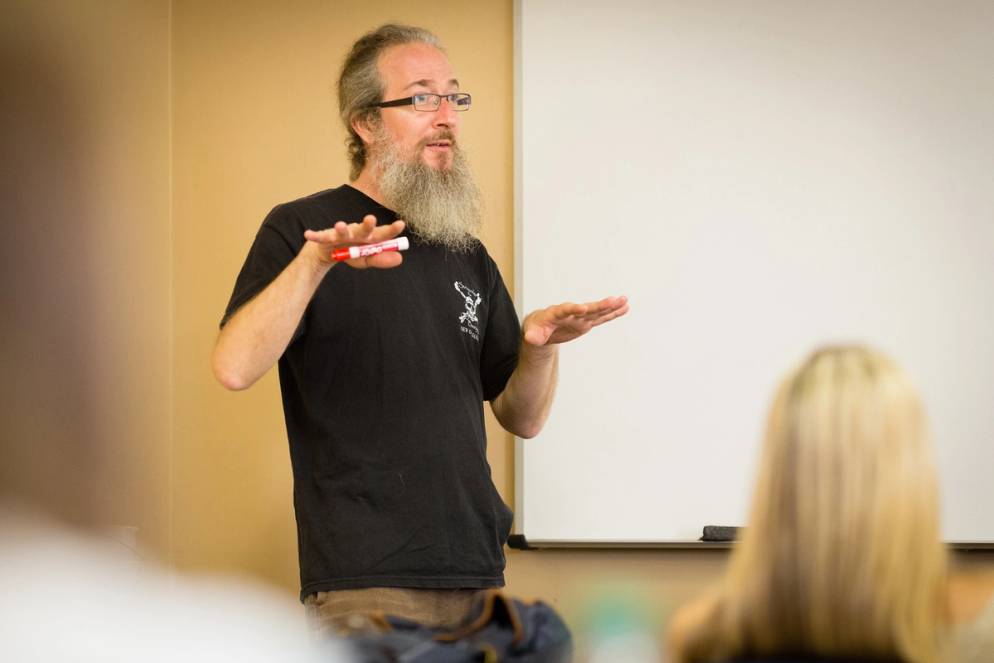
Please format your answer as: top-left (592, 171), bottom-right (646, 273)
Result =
top-left (454, 281), bottom-right (482, 341)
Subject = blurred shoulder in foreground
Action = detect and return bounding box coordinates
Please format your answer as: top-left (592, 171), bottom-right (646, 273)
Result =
top-left (0, 503), bottom-right (354, 662)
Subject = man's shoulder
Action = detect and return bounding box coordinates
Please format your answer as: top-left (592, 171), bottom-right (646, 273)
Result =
top-left (269, 184), bottom-right (394, 230)
top-left (467, 240), bottom-right (503, 279)
top-left (292, 184), bottom-right (356, 208)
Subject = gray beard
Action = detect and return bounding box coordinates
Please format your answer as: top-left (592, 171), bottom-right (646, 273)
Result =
top-left (373, 136), bottom-right (483, 252)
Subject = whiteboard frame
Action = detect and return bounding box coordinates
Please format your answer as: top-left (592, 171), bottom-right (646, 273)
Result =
top-left (511, 0), bottom-right (994, 547)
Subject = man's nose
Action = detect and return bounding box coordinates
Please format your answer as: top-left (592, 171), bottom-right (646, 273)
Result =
top-left (432, 97), bottom-right (459, 129)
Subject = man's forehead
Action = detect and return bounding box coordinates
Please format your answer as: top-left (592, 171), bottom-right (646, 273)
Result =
top-left (379, 43), bottom-right (458, 91)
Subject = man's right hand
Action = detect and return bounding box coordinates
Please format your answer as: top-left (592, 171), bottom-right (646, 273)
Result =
top-left (302, 215), bottom-right (407, 269)
top-left (214, 215), bottom-right (407, 391)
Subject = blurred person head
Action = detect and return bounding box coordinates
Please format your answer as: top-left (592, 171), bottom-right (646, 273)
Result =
top-left (338, 24), bottom-right (482, 251)
top-left (675, 345), bottom-right (947, 663)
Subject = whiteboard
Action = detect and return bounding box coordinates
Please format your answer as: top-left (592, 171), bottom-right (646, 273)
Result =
top-left (514, 0), bottom-right (994, 545)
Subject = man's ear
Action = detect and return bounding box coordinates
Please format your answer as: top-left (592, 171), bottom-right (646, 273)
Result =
top-left (352, 112), bottom-right (377, 146)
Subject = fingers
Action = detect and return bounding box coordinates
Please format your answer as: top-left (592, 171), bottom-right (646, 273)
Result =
top-left (582, 295), bottom-right (628, 315)
top-left (364, 251), bottom-right (404, 270)
top-left (369, 218), bottom-right (405, 242)
top-left (302, 216), bottom-right (407, 269)
top-left (303, 216), bottom-right (406, 246)
top-left (547, 295), bottom-right (628, 322)
top-left (521, 294), bottom-right (628, 347)
top-left (303, 217), bottom-right (369, 244)
top-left (572, 297), bottom-right (628, 325)
top-left (546, 303), bottom-right (584, 320)
top-left (527, 295), bottom-right (628, 338)
top-left (587, 301), bottom-right (630, 328)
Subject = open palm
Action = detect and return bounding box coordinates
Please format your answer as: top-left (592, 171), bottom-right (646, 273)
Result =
top-left (523, 295), bottom-right (629, 346)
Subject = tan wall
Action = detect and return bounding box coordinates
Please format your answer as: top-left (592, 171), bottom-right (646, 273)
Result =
top-left (170, 0), bottom-right (517, 585)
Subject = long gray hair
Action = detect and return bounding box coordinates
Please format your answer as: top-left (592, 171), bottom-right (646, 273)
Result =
top-left (337, 24), bottom-right (443, 181)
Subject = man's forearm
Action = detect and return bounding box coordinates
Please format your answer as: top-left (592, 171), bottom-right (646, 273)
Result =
top-left (491, 344), bottom-right (559, 439)
top-left (213, 245), bottom-right (332, 390)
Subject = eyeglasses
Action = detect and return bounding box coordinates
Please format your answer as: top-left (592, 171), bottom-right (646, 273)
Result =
top-left (369, 92), bottom-right (472, 112)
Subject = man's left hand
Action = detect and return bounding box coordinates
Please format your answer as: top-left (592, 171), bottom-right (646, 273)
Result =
top-left (522, 295), bottom-right (629, 347)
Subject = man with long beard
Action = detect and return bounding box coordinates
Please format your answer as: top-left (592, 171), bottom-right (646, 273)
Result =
top-left (213, 24), bottom-right (628, 632)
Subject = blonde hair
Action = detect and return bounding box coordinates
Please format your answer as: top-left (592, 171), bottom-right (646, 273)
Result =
top-left (679, 345), bottom-right (947, 663)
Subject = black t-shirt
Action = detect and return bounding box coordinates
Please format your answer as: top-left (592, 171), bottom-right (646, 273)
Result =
top-left (222, 185), bottom-right (521, 600)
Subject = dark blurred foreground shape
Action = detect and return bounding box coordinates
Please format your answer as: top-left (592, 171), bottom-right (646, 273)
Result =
top-left (0, 5), bottom-right (350, 660)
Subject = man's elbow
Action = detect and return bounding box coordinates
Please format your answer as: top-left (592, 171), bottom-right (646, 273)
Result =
top-left (514, 421), bottom-right (544, 440)
top-left (492, 397), bottom-right (548, 439)
top-left (502, 416), bottom-right (546, 440)
top-left (212, 349), bottom-right (252, 391)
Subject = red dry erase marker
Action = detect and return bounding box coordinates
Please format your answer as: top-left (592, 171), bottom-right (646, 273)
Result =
top-left (331, 236), bottom-right (410, 262)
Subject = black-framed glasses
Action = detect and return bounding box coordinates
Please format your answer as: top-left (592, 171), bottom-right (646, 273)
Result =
top-left (369, 93), bottom-right (472, 112)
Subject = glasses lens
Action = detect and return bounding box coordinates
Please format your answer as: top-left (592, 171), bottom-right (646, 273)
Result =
top-left (409, 93), bottom-right (471, 111)
top-left (412, 93), bottom-right (440, 111)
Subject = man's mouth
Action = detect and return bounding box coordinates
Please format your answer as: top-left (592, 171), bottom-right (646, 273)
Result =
top-left (424, 139), bottom-right (452, 150)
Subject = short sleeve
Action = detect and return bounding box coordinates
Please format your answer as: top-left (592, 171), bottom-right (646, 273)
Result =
top-left (219, 204), bottom-right (304, 329)
top-left (479, 257), bottom-right (521, 402)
